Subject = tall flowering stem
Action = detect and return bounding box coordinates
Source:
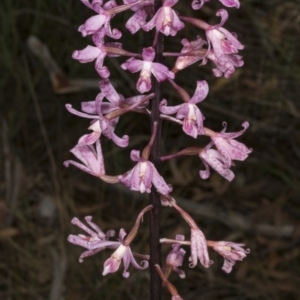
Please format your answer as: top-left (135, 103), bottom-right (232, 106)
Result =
top-left (66, 0), bottom-right (251, 299)
top-left (149, 1), bottom-right (164, 298)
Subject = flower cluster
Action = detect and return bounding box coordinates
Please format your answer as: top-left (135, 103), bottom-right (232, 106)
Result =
top-left (66, 0), bottom-right (251, 298)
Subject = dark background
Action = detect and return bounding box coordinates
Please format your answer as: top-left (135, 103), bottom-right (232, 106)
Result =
top-left (1, 0), bottom-right (300, 299)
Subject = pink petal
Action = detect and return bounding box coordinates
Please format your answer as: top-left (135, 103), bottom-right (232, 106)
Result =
top-left (219, 0), bottom-right (240, 9)
top-left (151, 163), bottom-right (172, 195)
top-left (126, 9), bottom-right (147, 34)
top-left (121, 58), bottom-right (144, 73)
top-left (189, 80), bottom-right (209, 104)
top-left (151, 63), bottom-right (174, 82)
top-left (159, 100), bottom-right (182, 115)
top-left (72, 45), bottom-right (101, 63)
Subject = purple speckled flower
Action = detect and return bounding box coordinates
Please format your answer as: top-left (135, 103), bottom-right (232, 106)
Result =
top-left (121, 47), bottom-right (174, 93)
top-left (211, 121), bottom-right (252, 168)
top-left (206, 9), bottom-right (244, 60)
top-left (64, 139), bottom-right (106, 177)
top-left (67, 215), bottom-right (116, 262)
top-left (160, 80), bottom-right (208, 138)
top-left (204, 49), bottom-right (244, 78)
top-left (165, 235), bottom-right (186, 279)
top-left (142, 0), bottom-right (184, 36)
top-left (118, 149), bottom-right (172, 195)
top-left (123, 0), bottom-right (154, 34)
top-left (199, 145), bottom-right (235, 181)
top-left (209, 241), bottom-right (250, 273)
top-left (192, 0), bottom-right (240, 10)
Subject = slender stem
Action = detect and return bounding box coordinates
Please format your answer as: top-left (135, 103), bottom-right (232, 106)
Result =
top-left (149, 1), bottom-right (163, 299)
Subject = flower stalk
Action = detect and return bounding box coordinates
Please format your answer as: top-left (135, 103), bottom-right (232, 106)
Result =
top-left (149, 1), bottom-right (164, 298)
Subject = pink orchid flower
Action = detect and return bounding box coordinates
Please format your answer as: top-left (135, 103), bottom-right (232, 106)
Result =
top-left (121, 47), bottom-right (174, 93)
top-left (160, 80), bottom-right (208, 138)
top-left (142, 0), bottom-right (184, 36)
top-left (118, 149), bottom-right (172, 195)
